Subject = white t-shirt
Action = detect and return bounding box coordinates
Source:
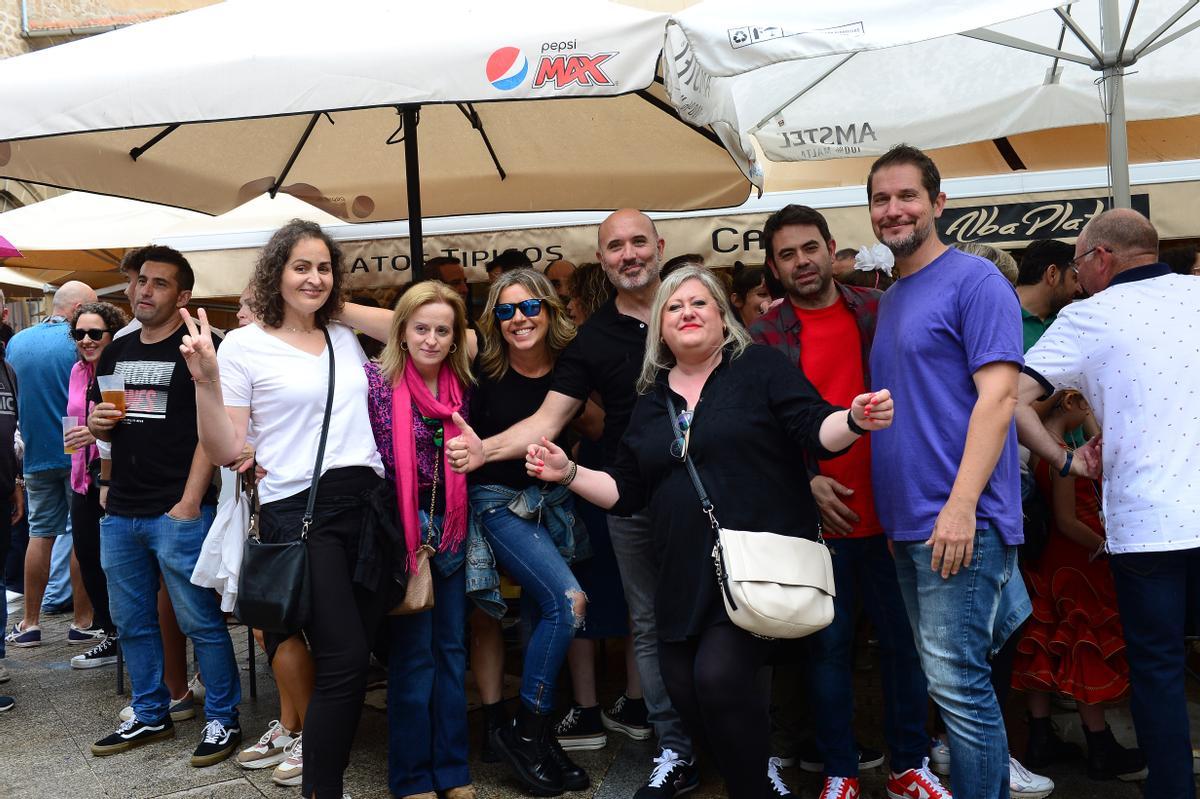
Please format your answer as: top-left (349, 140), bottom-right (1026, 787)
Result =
top-left (218, 321), bottom-right (383, 503)
top-left (1024, 269), bottom-right (1200, 555)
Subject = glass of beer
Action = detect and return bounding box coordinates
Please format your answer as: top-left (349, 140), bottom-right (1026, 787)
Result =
top-left (62, 416), bottom-right (80, 454)
top-left (98, 374), bottom-right (126, 418)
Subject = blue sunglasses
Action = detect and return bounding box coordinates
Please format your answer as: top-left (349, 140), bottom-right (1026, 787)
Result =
top-left (493, 298), bottom-right (543, 321)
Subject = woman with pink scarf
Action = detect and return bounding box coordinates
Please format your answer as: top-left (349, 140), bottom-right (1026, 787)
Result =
top-left (66, 301), bottom-right (126, 669)
top-left (361, 281), bottom-right (476, 799)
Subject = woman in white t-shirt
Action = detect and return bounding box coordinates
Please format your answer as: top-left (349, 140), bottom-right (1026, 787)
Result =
top-left (180, 220), bottom-right (398, 799)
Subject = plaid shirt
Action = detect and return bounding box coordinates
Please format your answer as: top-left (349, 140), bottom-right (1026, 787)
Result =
top-left (749, 283), bottom-right (882, 387)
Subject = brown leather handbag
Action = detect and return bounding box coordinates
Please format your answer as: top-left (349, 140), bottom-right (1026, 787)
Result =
top-left (390, 450), bottom-right (439, 614)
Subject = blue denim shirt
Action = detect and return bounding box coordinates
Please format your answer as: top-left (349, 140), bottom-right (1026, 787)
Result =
top-left (466, 483), bottom-right (592, 620)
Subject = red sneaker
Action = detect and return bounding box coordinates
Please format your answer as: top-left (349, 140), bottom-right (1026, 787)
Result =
top-left (887, 757), bottom-right (952, 799)
top-left (819, 776), bottom-right (861, 799)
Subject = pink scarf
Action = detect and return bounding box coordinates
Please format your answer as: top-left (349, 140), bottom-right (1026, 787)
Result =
top-left (391, 358), bottom-right (468, 574)
top-left (67, 360), bottom-right (97, 495)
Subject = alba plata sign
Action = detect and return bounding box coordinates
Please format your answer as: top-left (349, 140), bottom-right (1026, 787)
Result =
top-left (938, 194), bottom-right (1152, 245)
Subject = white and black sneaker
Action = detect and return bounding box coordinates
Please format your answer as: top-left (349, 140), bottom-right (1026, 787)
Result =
top-left (71, 635), bottom-right (120, 669)
top-left (632, 748), bottom-right (700, 798)
top-left (92, 716), bottom-right (175, 756)
top-left (191, 719), bottom-right (242, 767)
top-left (555, 704), bottom-right (608, 751)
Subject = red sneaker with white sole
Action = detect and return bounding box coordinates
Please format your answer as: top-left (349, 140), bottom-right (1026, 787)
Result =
top-left (819, 776), bottom-right (861, 799)
top-left (886, 757), bottom-right (952, 799)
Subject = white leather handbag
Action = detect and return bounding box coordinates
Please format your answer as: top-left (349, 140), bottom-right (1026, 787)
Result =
top-left (666, 396), bottom-right (836, 640)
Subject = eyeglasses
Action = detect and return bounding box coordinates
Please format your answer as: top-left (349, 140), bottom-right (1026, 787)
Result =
top-left (1070, 246), bottom-right (1105, 268)
top-left (71, 328), bottom-right (108, 341)
top-left (493, 298), bottom-right (543, 321)
top-left (669, 410), bottom-right (694, 461)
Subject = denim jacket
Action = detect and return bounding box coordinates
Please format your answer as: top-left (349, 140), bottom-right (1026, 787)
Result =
top-left (466, 483), bottom-right (592, 620)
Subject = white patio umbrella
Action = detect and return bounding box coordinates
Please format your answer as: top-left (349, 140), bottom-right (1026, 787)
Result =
top-left (665, 0), bottom-right (1200, 207)
top-left (0, 0), bottom-right (750, 267)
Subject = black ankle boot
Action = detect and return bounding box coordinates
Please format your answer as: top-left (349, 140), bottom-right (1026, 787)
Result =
top-left (1024, 715), bottom-right (1082, 769)
top-left (481, 702), bottom-right (507, 764)
top-left (496, 705), bottom-right (564, 797)
top-left (1084, 725), bottom-right (1148, 782)
top-left (546, 733), bottom-right (590, 791)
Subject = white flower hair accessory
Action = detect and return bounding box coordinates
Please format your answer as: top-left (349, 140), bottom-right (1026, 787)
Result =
top-left (854, 244), bottom-right (895, 276)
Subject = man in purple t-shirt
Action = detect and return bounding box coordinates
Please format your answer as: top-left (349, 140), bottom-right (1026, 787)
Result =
top-left (867, 146), bottom-right (1030, 799)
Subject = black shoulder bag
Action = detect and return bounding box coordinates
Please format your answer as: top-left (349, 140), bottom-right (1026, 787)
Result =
top-left (236, 328), bottom-right (335, 635)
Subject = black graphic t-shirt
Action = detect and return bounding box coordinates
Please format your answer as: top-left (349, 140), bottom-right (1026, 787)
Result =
top-left (89, 324), bottom-right (218, 517)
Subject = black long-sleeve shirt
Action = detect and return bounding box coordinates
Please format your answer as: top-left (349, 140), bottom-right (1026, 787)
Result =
top-left (607, 344), bottom-right (845, 641)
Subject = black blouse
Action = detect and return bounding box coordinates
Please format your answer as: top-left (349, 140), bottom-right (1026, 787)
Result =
top-left (607, 344), bottom-right (844, 641)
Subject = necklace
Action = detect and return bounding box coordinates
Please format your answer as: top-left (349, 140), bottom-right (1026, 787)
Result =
top-left (283, 325), bottom-right (316, 334)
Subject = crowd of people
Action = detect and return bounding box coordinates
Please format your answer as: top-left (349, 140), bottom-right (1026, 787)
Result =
top-left (1, 143), bottom-right (1198, 799)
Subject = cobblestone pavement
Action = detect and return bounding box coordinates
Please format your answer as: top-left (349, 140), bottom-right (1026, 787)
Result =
top-left (0, 596), bottom-right (1184, 798)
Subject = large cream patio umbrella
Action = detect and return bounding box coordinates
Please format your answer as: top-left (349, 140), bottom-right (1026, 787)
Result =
top-left (665, 0), bottom-right (1200, 207)
top-left (0, 0), bottom-right (751, 268)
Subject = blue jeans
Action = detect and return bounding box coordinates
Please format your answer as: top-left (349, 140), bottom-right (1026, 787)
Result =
top-left (808, 535), bottom-right (928, 776)
top-left (388, 511), bottom-right (470, 795)
top-left (1109, 545), bottom-right (1200, 799)
top-left (100, 508), bottom-right (240, 726)
top-left (893, 527), bottom-right (1027, 799)
top-left (479, 502), bottom-right (584, 713)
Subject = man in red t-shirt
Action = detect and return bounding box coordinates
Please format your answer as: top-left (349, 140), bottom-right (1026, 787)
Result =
top-left (751, 205), bottom-right (933, 799)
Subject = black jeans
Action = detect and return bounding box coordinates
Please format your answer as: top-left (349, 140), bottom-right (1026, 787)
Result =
top-left (1109, 545), bottom-right (1200, 799)
top-left (259, 467), bottom-right (389, 799)
top-left (658, 620), bottom-right (775, 799)
top-left (71, 486), bottom-right (113, 633)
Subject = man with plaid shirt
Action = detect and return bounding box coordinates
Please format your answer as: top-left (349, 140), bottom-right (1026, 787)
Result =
top-left (751, 204), bottom-right (933, 799)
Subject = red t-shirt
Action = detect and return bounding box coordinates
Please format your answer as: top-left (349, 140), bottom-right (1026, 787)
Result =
top-left (793, 301), bottom-right (883, 538)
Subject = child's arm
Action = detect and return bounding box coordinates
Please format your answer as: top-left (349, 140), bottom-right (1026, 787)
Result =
top-left (1049, 470), bottom-right (1104, 553)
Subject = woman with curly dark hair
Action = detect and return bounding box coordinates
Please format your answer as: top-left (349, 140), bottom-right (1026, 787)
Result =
top-left (180, 219), bottom-right (395, 799)
top-left (65, 301), bottom-right (127, 669)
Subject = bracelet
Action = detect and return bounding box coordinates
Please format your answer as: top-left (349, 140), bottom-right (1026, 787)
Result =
top-left (1058, 450), bottom-right (1074, 477)
top-left (846, 411), bottom-right (868, 436)
top-left (192, 376), bottom-right (218, 384)
top-left (558, 460), bottom-right (578, 487)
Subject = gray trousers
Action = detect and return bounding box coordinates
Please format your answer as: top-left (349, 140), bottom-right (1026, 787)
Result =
top-left (607, 510), bottom-right (692, 759)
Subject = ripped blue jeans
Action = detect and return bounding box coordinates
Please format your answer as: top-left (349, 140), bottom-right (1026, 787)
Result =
top-left (476, 501), bottom-right (585, 713)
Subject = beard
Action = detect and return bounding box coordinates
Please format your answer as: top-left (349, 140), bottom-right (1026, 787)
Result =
top-left (606, 259), bottom-right (660, 291)
top-left (881, 218), bottom-right (933, 259)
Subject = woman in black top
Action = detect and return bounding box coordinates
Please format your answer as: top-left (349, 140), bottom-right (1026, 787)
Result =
top-left (529, 265), bottom-right (893, 799)
top-left (466, 269), bottom-right (590, 796)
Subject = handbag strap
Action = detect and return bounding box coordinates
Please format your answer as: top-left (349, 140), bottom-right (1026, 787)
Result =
top-left (664, 393), bottom-right (719, 531)
top-left (301, 327), bottom-right (336, 540)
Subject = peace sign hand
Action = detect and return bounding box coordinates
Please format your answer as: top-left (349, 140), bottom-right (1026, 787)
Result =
top-left (178, 307), bottom-right (219, 383)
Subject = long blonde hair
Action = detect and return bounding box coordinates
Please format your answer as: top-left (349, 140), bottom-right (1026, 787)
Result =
top-left (379, 281), bottom-right (475, 386)
top-left (477, 270), bottom-right (576, 381)
top-left (637, 265), bottom-right (751, 394)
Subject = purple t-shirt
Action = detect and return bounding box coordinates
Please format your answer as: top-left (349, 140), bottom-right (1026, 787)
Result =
top-left (869, 247), bottom-right (1024, 544)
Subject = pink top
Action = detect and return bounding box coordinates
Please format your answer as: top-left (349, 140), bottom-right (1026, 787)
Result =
top-left (67, 360), bottom-right (97, 495)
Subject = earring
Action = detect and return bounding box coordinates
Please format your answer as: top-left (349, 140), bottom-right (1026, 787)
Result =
top-left (450, 343), bottom-right (458, 354)
top-left (400, 341), bottom-right (408, 351)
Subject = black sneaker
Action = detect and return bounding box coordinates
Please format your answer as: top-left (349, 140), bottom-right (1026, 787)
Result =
top-left (633, 748), bottom-right (699, 799)
top-left (191, 719), bottom-right (242, 767)
top-left (798, 739), bottom-right (884, 773)
top-left (71, 635), bottom-right (120, 670)
top-left (92, 716), bottom-right (175, 756)
top-left (556, 704), bottom-right (607, 751)
top-left (0, 696), bottom-right (13, 712)
top-left (602, 694), bottom-right (652, 741)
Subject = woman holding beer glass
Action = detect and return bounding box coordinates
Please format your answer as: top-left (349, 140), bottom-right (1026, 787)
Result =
top-left (359, 281), bottom-right (477, 799)
top-left (180, 219), bottom-right (393, 799)
top-left (65, 302), bottom-right (127, 669)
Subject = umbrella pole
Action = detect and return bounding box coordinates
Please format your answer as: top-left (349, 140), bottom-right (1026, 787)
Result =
top-left (1101, 0), bottom-right (1132, 209)
top-left (403, 105), bottom-right (424, 277)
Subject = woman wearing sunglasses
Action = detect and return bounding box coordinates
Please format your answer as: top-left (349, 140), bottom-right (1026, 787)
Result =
top-left (66, 301), bottom-right (128, 669)
top-left (527, 265), bottom-right (894, 799)
top-left (465, 270), bottom-right (590, 796)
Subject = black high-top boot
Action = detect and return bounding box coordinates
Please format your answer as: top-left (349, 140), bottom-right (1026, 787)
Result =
top-left (1084, 725), bottom-right (1148, 782)
top-left (480, 701), bottom-right (507, 764)
top-left (495, 705), bottom-right (565, 797)
top-left (1024, 715), bottom-right (1082, 769)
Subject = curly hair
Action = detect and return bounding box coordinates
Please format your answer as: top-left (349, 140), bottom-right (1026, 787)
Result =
top-left (570, 261), bottom-right (613, 323)
top-left (249, 219), bottom-right (345, 328)
top-left (477, 270), bottom-right (576, 381)
top-left (379, 281), bottom-right (475, 387)
top-left (70, 301), bottom-right (128, 337)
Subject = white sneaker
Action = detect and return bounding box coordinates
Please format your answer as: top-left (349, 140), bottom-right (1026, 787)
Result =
top-left (272, 733), bottom-right (303, 786)
top-left (237, 720), bottom-right (294, 769)
top-left (1009, 756), bottom-right (1053, 799)
top-left (929, 738), bottom-right (951, 775)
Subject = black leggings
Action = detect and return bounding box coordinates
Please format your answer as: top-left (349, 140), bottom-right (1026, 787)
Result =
top-left (658, 620), bottom-right (775, 799)
top-left (71, 486), bottom-right (113, 633)
top-left (259, 467), bottom-right (389, 799)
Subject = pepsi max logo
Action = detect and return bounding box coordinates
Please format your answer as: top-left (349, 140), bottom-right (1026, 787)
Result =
top-left (486, 47), bottom-right (529, 91)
